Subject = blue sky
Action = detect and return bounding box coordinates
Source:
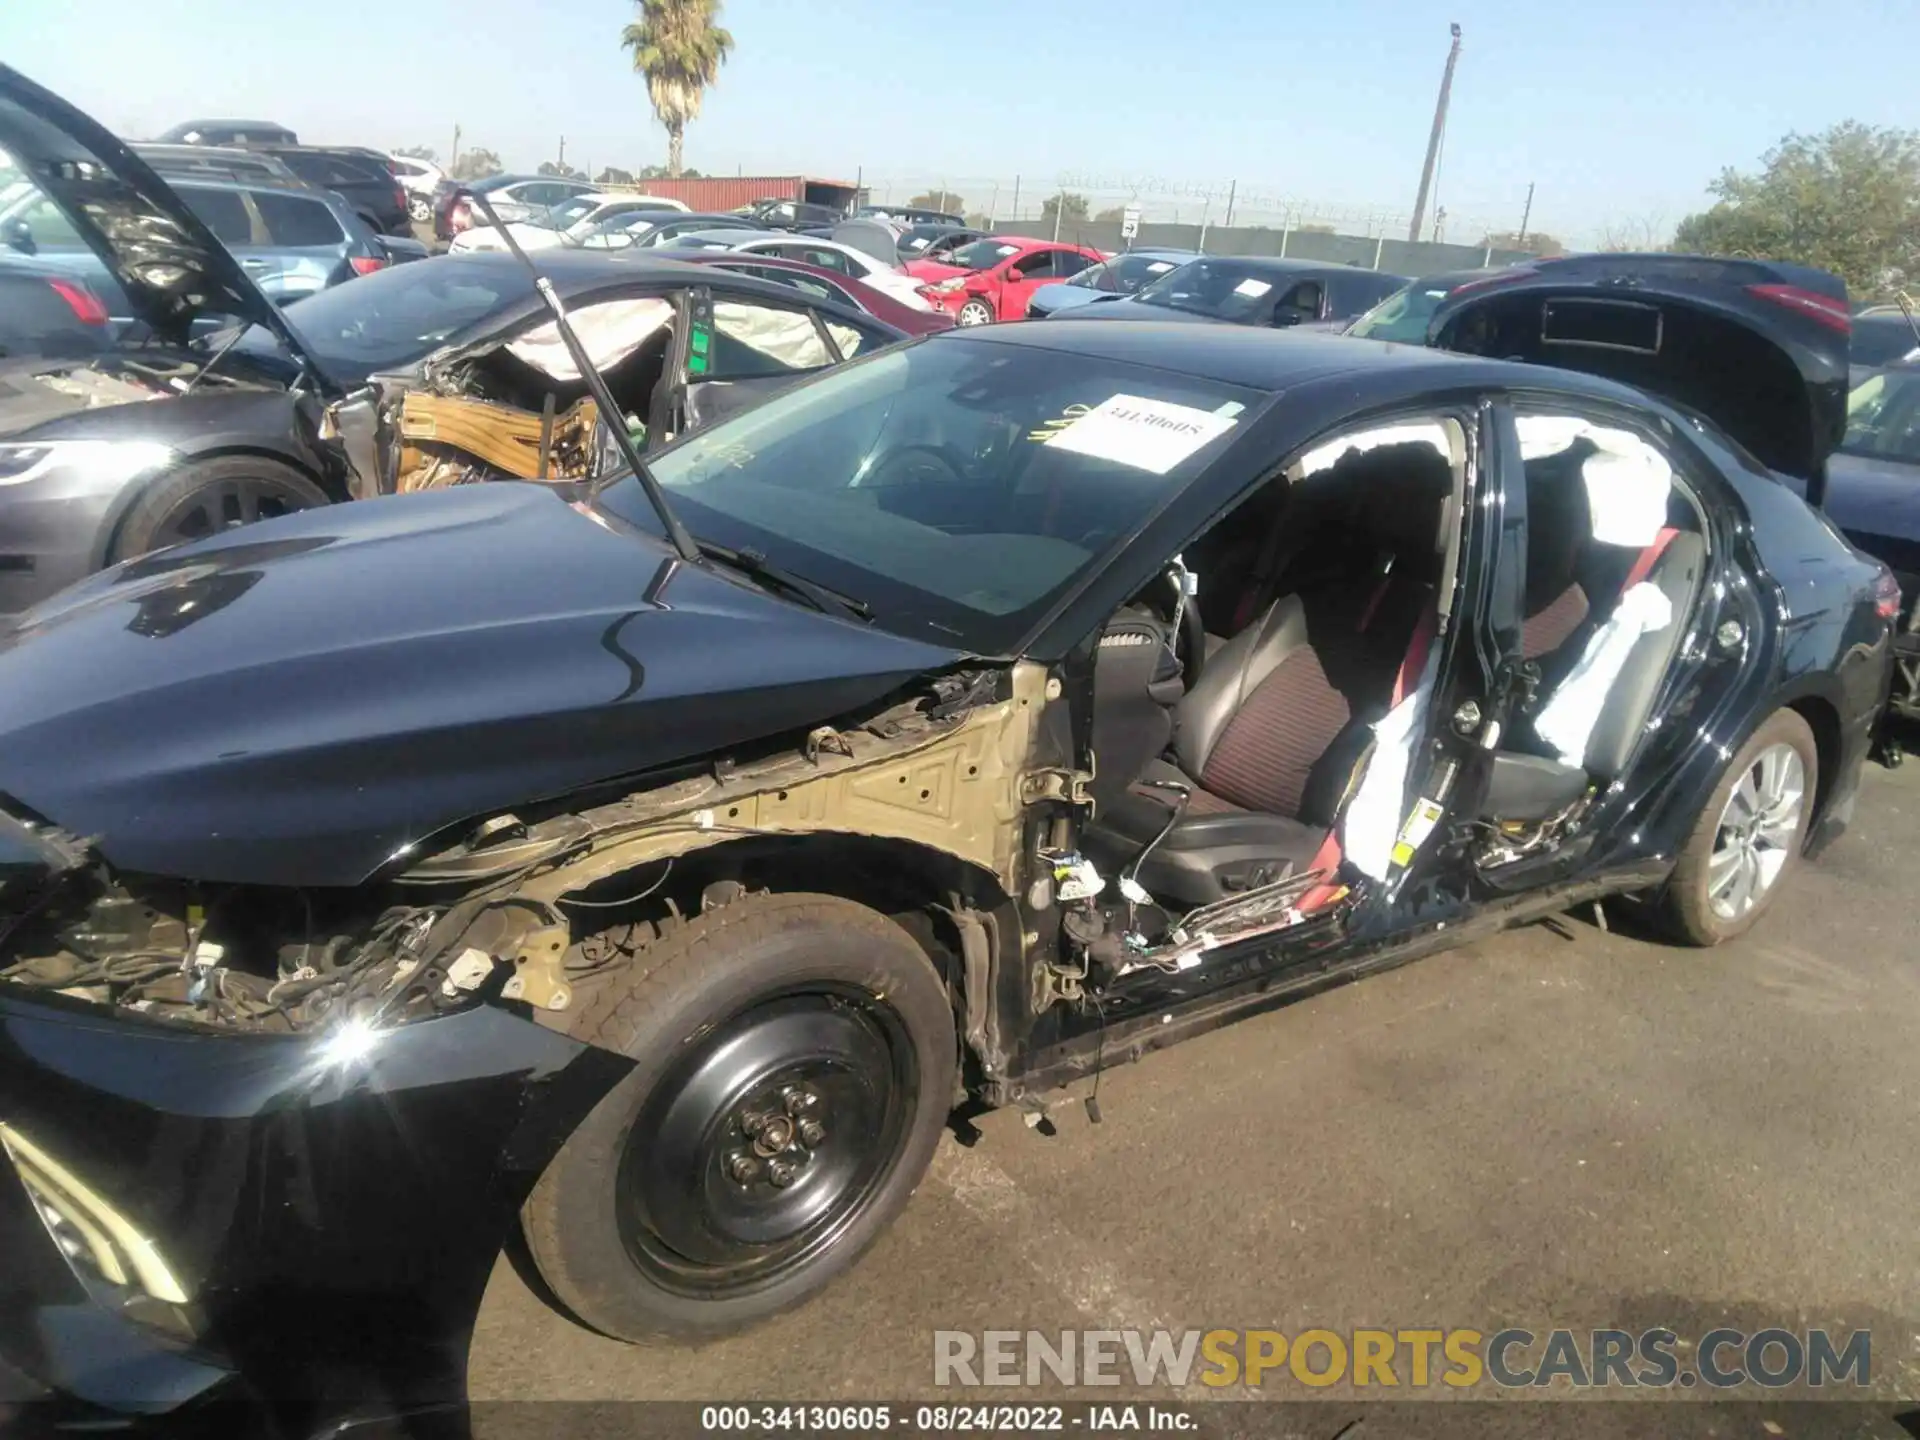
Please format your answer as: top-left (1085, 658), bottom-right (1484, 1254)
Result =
top-left (4, 0), bottom-right (1917, 246)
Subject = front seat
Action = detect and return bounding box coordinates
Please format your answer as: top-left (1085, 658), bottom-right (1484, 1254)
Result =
top-left (1082, 448), bottom-right (1452, 909)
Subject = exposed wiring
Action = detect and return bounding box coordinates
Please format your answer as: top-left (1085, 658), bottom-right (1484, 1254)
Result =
top-left (559, 858), bottom-right (674, 908)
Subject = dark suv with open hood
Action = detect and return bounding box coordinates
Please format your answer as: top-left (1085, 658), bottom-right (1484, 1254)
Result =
top-left (0, 65), bottom-right (903, 617)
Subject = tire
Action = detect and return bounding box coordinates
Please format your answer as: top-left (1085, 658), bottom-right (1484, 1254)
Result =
top-left (523, 892), bottom-right (957, 1342)
top-left (408, 195), bottom-right (431, 223)
top-left (955, 298), bottom-right (996, 327)
top-left (1656, 708), bottom-right (1818, 946)
top-left (111, 455), bottom-right (331, 562)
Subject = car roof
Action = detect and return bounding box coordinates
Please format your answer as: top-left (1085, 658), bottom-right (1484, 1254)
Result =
top-left (1176, 255), bottom-right (1371, 279)
top-left (941, 314), bottom-right (1642, 400)
top-left (416, 249), bottom-right (884, 315)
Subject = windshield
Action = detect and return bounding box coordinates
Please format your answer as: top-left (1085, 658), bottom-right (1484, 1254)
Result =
top-left (1133, 259), bottom-right (1300, 321)
top-left (1842, 366), bottom-right (1920, 464)
top-left (267, 261), bottom-right (530, 378)
top-left (537, 196), bottom-right (602, 231)
top-left (594, 338), bottom-right (1263, 650)
top-left (1346, 279), bottom-right (1456, 342)
top-left (942, 238), bottom-right (1021, 271)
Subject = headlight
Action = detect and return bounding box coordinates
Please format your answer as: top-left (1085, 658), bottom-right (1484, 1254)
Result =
top-left (933, 276), bottom-right (969, 293)
top-left (0, 440), bottom-right (174, 488)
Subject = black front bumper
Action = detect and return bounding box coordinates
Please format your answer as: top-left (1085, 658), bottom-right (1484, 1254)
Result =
top-left (0, 992), bottom-right (630, 1437)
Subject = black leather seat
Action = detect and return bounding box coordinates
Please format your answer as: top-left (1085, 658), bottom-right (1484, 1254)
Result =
top-left (1083, 448), bottom-right (1453, 909)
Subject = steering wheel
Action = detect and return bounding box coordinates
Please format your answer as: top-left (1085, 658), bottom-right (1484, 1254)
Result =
top-left (859, 444), bottom-right (966, 490)
top-left (1174, 577), bottom-right (1207, 690)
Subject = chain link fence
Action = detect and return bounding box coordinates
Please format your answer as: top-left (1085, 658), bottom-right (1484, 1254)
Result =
top-left (854, 171), bottom-right (1545, 272)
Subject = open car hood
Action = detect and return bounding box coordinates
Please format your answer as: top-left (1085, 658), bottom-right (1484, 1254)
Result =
top-left (1427, 254), bottom-right (1850, 482)
top-left (0, 64), bottom-right (328, 380)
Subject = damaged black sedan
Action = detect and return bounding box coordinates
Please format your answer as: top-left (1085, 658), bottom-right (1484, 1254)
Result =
top-left (0, 250), bottom-right (1895, 1431)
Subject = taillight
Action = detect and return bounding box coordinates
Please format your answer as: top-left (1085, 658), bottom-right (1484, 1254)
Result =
top-left (350, 255), bottom-right (386, 276)
top-left (394, 185), bottom-right (408, 214)
top-left (1874, 566), bottom-right (1902, 620)
top-left (1447, 265), bottom-right (1538, 298)
top-left (45, 278), bottom-right (108, 326)
top-left (1747, 283), bottom-right (1852, 334)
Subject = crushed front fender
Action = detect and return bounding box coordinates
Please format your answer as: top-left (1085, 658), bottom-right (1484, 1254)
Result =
top-left (0, 992), bottom-right (632, 1436)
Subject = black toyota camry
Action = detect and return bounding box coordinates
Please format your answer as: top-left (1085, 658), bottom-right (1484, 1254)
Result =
top-left (0, 236), bottom-right (1895, 1428)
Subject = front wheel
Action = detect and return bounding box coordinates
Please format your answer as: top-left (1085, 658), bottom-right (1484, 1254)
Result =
top-left (1656, 708), bottom-right (1817, 945)
top-left (955, 298), bottom-right (996, 327)
top-left (111, 455), bottom-right (331, 561)
top-left (523, 892), bottom-right (957, 1342)
top-left (407, 195), bottom-right (431, 223)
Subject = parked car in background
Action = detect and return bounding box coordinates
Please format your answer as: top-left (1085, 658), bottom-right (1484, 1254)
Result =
top-left (449, 191), bottom-right (689, 253)
top-left (1342, 268), bottom-right (1502, 342)
top-left (743, 197), bottom-right (845, 228)
top-left (896, 224), bottom-right (983, 263)
top-left (1811, 350), bottom-right (1920, 729)
top-left (674, 249), bottom-right (955, 334)
top-left (1025, 248), bottom-right (1197, 318)
top-left (3, 167), bottom-right (387, 316)
top-left (666, 231), bottom-right (935, 311)
top-left (905, 235), bottom-right (1105, 325)
top-left (131, 142), bottom-right (302, 186)
top-left (155, 118), bottom-right (298, 146)
top-left (1848, 310), bottom-right (1920, 368)
top-left (577, 211), bottom-right (767, 250)
top-left (859, 203), bottom-right (965, 227)
top-left (1050, 255), bottom-right (1405, 330)
top-left (0, 58), bottom-right (905, 611)
top-left (434, 173), bottom-right (600, 240)
top-left (387, 151), bottom-right (445, 223)
top-left (0, 257), bottom-right (110, 358)
top-left (252, 145), bottom-right (411, 235)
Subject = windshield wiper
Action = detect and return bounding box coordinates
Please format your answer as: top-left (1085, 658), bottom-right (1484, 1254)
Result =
top-left (468, 189), bottom-right (701, 565)
top-left (697, 540), bottom-right (872, 623)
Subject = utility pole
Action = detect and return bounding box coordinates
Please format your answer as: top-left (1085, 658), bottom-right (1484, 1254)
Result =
top-left (1408, 23), bottom-right (1462, 244)
top-left (557, 135), bottom-right (566, 172)
top-left (1516, 182), bottom-right (1536, 248)
top-left (450, 123), bottom-right (461, 174)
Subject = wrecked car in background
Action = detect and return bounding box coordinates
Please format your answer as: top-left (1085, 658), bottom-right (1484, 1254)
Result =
top-left (0, 64), bottom-right (904, 614)
top-left (0, 237), bottom-right (1893, 1428)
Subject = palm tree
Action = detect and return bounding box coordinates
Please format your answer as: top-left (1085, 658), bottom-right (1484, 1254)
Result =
top-left (621, 0), bottom-right (734, 178)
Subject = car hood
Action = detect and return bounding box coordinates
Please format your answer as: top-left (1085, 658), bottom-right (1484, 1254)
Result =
top-left (1048, 297), bottom-right (1225, 324)
top-left (0, 66), bottom-right (328, 382)
top-left (904, 258), bottom-right (970, 282)
top-left (1428, 254), bottom-right (1851, 482)
top-left (0, 483), bottom-right (964, 887)
top-left (1028, 285), bottom-right (1114, 317)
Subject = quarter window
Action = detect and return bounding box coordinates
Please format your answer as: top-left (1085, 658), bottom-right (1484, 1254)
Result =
top-left (179, 187), bottom-right (253, 245)
top-left (255, 191), bottom-right (346, 247)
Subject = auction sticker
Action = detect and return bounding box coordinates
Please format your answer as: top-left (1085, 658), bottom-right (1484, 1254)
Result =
top-left (1045, 394), bottom-right (1239, 475)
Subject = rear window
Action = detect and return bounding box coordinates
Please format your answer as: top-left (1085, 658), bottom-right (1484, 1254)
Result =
top-left (255, 190), bottom-right (346, 247)
top-left (179, 188), bottom-right (252, 245)
top-left (276, 260), bottom-right (530, 376)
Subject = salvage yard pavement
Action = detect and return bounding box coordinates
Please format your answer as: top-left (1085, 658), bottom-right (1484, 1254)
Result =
top-left (469, 759), bottom-right (1920, 1423)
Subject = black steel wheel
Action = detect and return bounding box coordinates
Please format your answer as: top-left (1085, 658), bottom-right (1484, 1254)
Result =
top-left (112, 455), bottom-right (330, 561)
top-left (523, 892), bottom-right (956, 1342)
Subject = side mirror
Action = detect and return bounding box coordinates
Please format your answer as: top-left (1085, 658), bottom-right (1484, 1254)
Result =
top-left (1271, 309), bottom-right (1302, 328)
top-left (1003, 267), bottom-right (1026, 284)
top-left (3, 217), bottom-right (35, 256)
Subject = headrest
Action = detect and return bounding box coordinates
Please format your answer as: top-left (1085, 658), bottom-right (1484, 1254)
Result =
top-left (1328, 441), bottom-right (1452, 571)
top-left (1522, 443), bottom-right (1595, 613)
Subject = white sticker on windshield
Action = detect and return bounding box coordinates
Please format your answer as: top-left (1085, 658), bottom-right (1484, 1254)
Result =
top-left (1233, 278), bottom-right (1273, 298)
top-left (1148, 261), bottom-right (1175, 273)
top-left (1045, 394), bottom-right (1239, 474)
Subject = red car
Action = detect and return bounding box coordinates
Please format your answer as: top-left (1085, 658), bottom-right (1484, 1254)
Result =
top-left (905, 235), bottom-right (1106, 325)
top-left (674, 251), bottom-right (954, 335)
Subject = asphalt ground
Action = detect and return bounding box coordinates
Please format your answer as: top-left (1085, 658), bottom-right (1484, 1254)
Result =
top-left (468, 754), bottom-right (1920, 1439)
